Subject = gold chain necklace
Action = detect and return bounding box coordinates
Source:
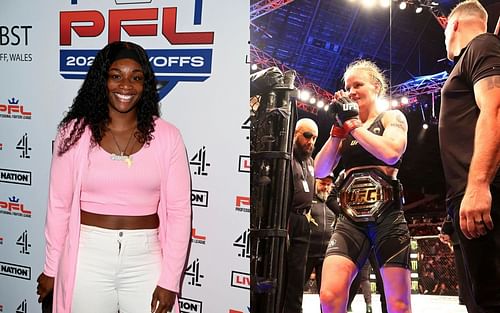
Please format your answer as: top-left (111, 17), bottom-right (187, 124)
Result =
top-left (109, 128), bottom-right (135, 168)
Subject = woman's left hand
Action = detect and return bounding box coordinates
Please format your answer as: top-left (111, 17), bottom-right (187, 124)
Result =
top-left (151, 286), bottom-right (176, 313)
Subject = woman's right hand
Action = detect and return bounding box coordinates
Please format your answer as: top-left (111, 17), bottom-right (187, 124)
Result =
top-left (36, 273), bottom-right (54, 303)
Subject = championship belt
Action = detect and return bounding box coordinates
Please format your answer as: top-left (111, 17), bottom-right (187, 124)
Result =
top-left (336, 169), bottom-right (402, 222)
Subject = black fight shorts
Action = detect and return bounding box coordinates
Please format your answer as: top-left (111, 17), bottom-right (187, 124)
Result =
top-left (325, 206), bottom-right (411, 270)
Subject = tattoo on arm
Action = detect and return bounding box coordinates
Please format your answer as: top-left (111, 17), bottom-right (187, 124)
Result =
top-left (388, 113), bottom-right (408, 132)
top-left (486, 76), bottom-right (500, 90)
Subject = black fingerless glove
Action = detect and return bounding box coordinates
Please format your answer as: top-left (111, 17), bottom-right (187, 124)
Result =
top-left (332, 96), bottom-right (360, 124)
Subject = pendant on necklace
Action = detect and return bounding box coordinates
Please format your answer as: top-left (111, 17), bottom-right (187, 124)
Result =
top-left (110, 153), bottom-right (133, 168)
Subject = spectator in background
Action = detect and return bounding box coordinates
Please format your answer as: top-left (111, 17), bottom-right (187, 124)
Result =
top-left (304, 176), bottom-right (338, 312)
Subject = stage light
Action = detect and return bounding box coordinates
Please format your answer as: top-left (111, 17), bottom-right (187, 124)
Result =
top-left (380, 0), bottom-right (391, 8)
top-left (251, 64), bottom-right (258, 71)
top-left (299, 90), bottom-right (311, 102)
top-left (324, 104), bottom-right (330, 111)
top-left (310, 97), bottom-right (317, 105)
top-left (401, 96), bottom-right (409, 105)
top-left (422, 123), bottom-right (429, 129)
top-left (376, 98), bottom-right (390, 112)
top-left (415, 6), bottom-right (423, 14)
top-left (431, 1), bottom-right (439, 5)
top-left (391, 99), bottom-right (399, 108)
top-left (399, 1), bottom-right (407, 10)
top-left (362, 0), bottom-right (376, 8)
top-left (317, 100), bottom-right (325, 108)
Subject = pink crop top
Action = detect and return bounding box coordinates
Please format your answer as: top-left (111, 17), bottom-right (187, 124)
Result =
top-left (80, 145), bottom-right (161, 216)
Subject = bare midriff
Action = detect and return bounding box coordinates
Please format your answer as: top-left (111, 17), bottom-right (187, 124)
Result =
top-left (80, 210), bottom-right (159, 229)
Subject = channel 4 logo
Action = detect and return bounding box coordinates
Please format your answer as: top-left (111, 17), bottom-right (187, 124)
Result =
top-left (16, 299), bottom-right (27, 313)
top-left (233, 229), bottom-right (250, 258)
top-left (231, 271), bottom-right (250, 290)
top-left (235, 196), bottom-right (250, 213)
top-left (191, 189), bottom-right (208, 207)
top-left (0, 168), bottom-right (32, 186)
top-left (16, 133), bottom-right (31, 159)
top-left (179, 297), bottom-right (203, 313)
top-left (185, 258), bottom-right (204, 287)
top-left (189, 146), bottom-right (210, 176)
top-left (0, 98), bottom-right (31, 119)
top-left (238, 155), bottom-right (250, 173)
top-left (0, 261), bottom-right (31, 280)
top-left (241, 116), bottom-right (250, 140)
top-left (16, 230), bottom-right (31, 255)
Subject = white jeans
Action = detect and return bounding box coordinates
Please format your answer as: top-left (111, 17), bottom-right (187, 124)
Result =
top-left (72, 225), bottom-right (162, 313)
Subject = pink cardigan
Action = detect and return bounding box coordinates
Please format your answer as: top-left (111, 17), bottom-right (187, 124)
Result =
top-left (43, 118), bottom-right (192, 313)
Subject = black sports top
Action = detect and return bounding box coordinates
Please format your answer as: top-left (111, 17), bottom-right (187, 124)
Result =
top-left (339, 112), bottom-right (402, 170)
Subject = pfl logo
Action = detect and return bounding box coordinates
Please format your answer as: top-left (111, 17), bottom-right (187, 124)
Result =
top-left (16, 230), bottom-right (31, 255)
top-left (229, 309), bottom-right (250, 313)
top-left (235, 196), bottom-right (250, 213)
top-left (179, 297), bottom-right (203, 313)
top-left (0, 303), bottom-right (3, 312)
top-left (233, 229), bottom-right (250, 258)
top-left (0, 236), bottom-right (3, 245)
top-left (15, 299), bottom-right (27, 313)
top-left (0, 143), bottom-right (3, 151)
top-left (60, 1), bottom-right (215, 98)
top-left (0, 196), bottom-right (31, 218)
top-left (185, 258), bottom-right (204, 287)
top-left (16, 133), bottom-right (31, 159)
top-left (0, 98), bottom-right (32, 120)
top-left (191, 228), bottom-right (206, 245)
top-left (189, 146), bottom-right (210, 176)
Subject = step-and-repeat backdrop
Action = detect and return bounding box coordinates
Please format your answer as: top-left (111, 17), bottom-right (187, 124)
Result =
top-left (0, 1), bottom-right (249, 312)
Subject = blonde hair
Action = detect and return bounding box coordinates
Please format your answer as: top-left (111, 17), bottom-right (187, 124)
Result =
top-left (343, 59), bottom-right (388, 97)
top-left (449, 0), bottom-right (488, 22)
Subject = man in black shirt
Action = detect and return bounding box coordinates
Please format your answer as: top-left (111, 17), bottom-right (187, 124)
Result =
top-left (439, 1), bottom-right (500, 311)
top-left (284, 118), bottom-right (318, 313)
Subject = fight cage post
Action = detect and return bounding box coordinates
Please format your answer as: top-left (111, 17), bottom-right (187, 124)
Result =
top-left (249, 67), bottom-right (298, 313)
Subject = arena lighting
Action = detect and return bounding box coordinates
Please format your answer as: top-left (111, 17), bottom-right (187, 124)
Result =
top-left (376, 98), bottom-right (390, 112)
top-left (317, 100), bottom-right (325, 108)
top-left (391, 99), bottom-right (400, 108)
top-left (324, 104), bottom-right (330, 111)
top-left (399, 1), bottom-right (407, 10)
top-left (361, 0), bottom-right (377, 8)
top-left (422, 123), bottom-right (429, 129)
top-left (310, 97), bottom-right (317, 105)
top-left (380, 0), bottom-right (391, 8)
top-left (415, 6), bottom-right (423, 13)
top-left (251, 64), bottom-right (259, 71)
top-left (401, 96), bottom-right (409, 105)
top-left (299, 89), bottom-right (311, 102)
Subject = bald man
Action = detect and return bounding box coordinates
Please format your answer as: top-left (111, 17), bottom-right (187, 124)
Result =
top-left (283, 118), bottom-right (318, 313)
top-left (439, 1), bottom-right (500, 312)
